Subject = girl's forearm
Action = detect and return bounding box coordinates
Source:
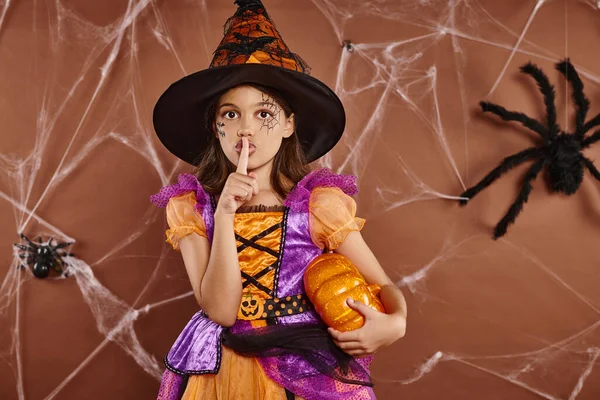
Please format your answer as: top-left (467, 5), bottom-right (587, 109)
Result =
top-left (199, 212), bottom-right (243, 326)
top-left (379, 284), bottom-right (407, 333)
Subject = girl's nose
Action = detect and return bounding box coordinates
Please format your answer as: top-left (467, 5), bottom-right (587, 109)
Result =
top-left (237, 129), bottom-right (253, 137)
top-left (237, 114), bottom-right (254, 137)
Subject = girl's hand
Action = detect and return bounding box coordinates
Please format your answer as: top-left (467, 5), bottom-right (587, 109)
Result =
top-left (328, 298), bottom-right (406, 357)
top-left (215, 137), bottom-right (259, 216)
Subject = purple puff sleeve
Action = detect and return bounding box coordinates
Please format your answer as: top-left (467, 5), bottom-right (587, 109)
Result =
top-left (150, 173), bottom-right (215, 245)
top-left (150, 173), bottom-right (210, 213)
top-left (284, 168), bottom-right (359, 213)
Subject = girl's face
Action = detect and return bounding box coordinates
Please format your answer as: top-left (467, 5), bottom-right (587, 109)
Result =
top-left (214, 85), bottom-right (295, 172)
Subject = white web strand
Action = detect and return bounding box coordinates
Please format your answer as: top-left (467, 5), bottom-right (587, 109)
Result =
top-left (386, 236), bottom-right (600, 397)
top-left (15, 266), bottom-right (24, 400)
top-left (332, 31), bottom-right (466, 193)
top-left (43, 257), bottom-right (162, 399)
top-left (0, 0), bottom-right (10, 34)
top-left (21, 0), bottom-right (153, 231)
top-left (485, 0), bottom-right (547, 98)
top-left (568, 348), bottom-right (600, 400)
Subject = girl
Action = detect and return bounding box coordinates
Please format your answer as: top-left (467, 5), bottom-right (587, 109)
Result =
top-left (150, 1), bottom-right (406, 399)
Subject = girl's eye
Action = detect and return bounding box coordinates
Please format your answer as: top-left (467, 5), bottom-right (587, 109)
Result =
top-left (223, 111), bottom-right (238, 119)
top-left (258, 111), bottom-right (272, 119)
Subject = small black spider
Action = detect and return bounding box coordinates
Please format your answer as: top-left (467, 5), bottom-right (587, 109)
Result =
top-left (460, 59), bottom-right (600, 239)
top-left (342, 39), bottom-right (354, 52)
top-left (14, 233), bottom-right (74, 279)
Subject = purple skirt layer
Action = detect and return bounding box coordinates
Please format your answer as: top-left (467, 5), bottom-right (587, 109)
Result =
top-left (165, 311), bottom-right (224, 375)
top-left (158, 310), bottom-right (375, 400)
top-left (260, 354), bottom-right (375, 399)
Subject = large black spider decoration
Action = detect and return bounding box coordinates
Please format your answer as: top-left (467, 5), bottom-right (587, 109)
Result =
top-left (460, 59), bottom-right (600, 239)
top-left (14, 233), bottom-right (74, 279)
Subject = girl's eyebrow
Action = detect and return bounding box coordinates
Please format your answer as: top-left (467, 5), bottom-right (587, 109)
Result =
top-left (218, 101), bottom-right (276, 110)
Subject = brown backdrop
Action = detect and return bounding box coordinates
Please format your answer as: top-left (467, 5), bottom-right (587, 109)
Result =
top-left (1, 0), bottom-right (599, 399)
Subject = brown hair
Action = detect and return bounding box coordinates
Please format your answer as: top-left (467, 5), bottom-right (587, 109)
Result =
top-left (193, 83), bottom-right (311, 202)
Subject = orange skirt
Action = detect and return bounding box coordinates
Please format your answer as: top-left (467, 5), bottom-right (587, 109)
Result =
top-left (181, 346), bottom-right (305, 400)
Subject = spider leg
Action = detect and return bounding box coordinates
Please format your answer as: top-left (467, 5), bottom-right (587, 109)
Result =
top-left (47, 247), bottom-right (67, 275)
top-left (14, 244), bottom-right (28, 251)
top-left (19, 233), bottom-right (38, 249)
top-left (49, 262), bottom-right (65, 275)
top-left (460, 147), bottom-right (540, 204)
top-left (493, 158), bottom-right (546, 239)
top-left (17, 255), bottom-right (34, 268)
top-left (520, 62), bottom-right (558, 137)
top-left (556, 58), bottom-right (590, 138)
top-left (54, 241), bottom-right (74, 249)
top-left (582, 157), bottom-right (600, 181)
top-left (480, 102), bottom-right (549, 141)
top-left (583, 113), bottom-right (600, 134)
top-left (582, 129), bottom-right (600, 149)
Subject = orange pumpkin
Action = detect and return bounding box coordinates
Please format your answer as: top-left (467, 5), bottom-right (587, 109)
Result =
top-left (304, 253), bottom-right (385, 332)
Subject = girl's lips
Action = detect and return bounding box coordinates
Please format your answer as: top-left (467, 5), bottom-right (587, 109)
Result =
top-left (235, 140), bottom-right (256, 154)
top-left (235, 147), bottom-right (256, 155)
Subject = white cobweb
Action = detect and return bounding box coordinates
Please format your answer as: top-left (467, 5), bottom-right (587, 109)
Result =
top-left (1, 0), bottom-right (599, 398)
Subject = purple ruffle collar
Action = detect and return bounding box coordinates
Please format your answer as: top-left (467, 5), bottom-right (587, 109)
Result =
top-left (149, 173), bottom-right (210, 215)
top-left (283, 168), bottom-right (358, 212)
top-left (150, 168), bottom-right (358, 213)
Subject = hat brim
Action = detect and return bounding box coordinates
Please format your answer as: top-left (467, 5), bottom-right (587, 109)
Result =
top-left (153, 63), bottom-right (346, 165)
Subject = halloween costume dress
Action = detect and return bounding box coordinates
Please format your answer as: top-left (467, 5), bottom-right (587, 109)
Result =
top-left (150, 169), bottom-right (375, 399)
top-left (150, 1), bottom-right (373, 397)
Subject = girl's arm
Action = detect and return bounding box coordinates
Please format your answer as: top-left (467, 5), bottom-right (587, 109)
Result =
top-left (178, 213), bottom-right (243, 327)
top-left (178, 138), bottom-right (258, 327)
top-left (335, 230), bottom-right (407, 320)
top-left (328, 230), bottom-right (407, 356)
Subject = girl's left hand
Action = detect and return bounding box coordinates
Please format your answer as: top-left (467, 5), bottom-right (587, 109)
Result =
top-left (328, 298), bottom-right (406, 357)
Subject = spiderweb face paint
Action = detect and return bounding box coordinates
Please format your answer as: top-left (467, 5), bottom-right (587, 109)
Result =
top-left (260, 93), bottom-right (281, 134)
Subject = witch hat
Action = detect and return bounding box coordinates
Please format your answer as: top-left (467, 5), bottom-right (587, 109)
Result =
top-left (152, 0), bottom-right (346, 164)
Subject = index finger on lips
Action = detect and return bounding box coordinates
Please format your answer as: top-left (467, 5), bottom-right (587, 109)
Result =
top-left (236, 137), bottom-right (249, 175)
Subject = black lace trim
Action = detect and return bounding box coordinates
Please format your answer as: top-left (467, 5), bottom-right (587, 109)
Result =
top-left (236, 204), bottom-right (286, 213)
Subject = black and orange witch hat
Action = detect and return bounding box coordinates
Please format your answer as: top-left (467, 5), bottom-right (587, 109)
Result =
top-left (153, 0), bottom-right (346, 165)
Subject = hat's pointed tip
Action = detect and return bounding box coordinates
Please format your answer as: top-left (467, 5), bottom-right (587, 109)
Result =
top-left (234, 0), bottom-right (265, 8)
